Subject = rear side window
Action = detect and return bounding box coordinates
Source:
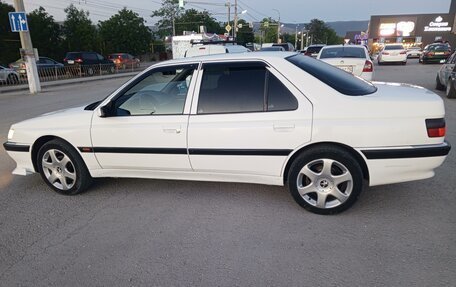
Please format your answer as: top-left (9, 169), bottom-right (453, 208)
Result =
top-left (307, 46), bottom-right (323, 53)
top-left (320, 47), bottom-right (366, 59)
top-left (287, 54), bottom-right (377, 96)
top-left (384, 45), bottom-right (404, 50)
top-left (198, 62), bottom-right (298, 114)
top-left (84, 53), bottom-right (97, 61)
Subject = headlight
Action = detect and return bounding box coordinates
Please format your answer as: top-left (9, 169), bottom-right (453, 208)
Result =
top-left (7, 129), bottom-right (14, 140)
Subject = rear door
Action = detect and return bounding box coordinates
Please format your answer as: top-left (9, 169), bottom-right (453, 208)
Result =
top-left (440, 52), bottom-right (456, 85)
top-left (187, 61), bottom-right (312, 177)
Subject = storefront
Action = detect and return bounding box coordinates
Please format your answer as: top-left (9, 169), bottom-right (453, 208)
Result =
top-left (368, 13), bottom-right (456, 50)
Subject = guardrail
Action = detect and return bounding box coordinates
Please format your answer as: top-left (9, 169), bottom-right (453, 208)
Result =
top-left (0, 62), bottom-right (145, 87)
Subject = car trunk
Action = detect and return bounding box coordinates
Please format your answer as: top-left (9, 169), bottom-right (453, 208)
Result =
top-left (321, 58), bottom-right (367, 76)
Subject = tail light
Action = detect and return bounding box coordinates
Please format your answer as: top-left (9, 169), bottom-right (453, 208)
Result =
top-left (63, 58), bottom-right (67, 62)
top-left (428, 52), bottom-right (434, 56)
top-left (382, 52), bottom-right (389, 55)
top-left (400, 51), bottom-right (407, 54)
top-left (363, 60), bottom-right (373, 72)
top-left (426, 118), bottom-right (446, 138)
top-left (20, 63), bottom-right (26, 69)
top-left (75, 58), bottom-right (83, 63)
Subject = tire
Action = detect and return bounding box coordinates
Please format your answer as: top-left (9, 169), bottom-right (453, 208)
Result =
top-left (287, 145), bottom-right (363, 215)
top-left (446, 80), bottom-right (456, 99)
top-left (6, 74), bottom-right (19, 85)
top-left (37, 139), bottom-right (93, 195)
top-left (402, 61), bottom-right (407, 65)
top-left (377, 60), bottom-right (382, 66)
top-left (436, 75), bottom-right (445, 91)
top-left (86, 67), bottom-right (94, 76)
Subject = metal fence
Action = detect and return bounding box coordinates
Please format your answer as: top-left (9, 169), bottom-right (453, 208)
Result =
top-left (0, 63), bottom-right (145, 87)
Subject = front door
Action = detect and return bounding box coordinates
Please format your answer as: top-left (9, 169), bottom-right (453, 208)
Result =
top-left (91, 63), bottom-right (198, 171)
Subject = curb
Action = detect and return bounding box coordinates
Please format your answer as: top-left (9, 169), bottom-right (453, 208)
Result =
top-left (0, 72), bottom-right (139, 94)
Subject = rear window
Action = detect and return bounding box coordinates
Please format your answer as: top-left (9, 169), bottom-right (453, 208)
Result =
top-left (428, 45), bottom-right (448, 52)
top-left (307, 46), bottom-right (324, 53)
top-left (320, 47), bottom-right (366, 59)
top-left (384, 45), bottom-right (404, 50)
top-left (287, 54), bottom-right (377, 96)
top-left (65, 52), bottom-right (82, 60)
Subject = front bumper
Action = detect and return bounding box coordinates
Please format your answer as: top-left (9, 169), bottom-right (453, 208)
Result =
top-left (3, 142), bottom-right (34, 176)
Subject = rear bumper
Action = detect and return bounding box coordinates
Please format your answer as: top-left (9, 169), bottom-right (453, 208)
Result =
top-left (379, 55), bottom-right (407, 62)
top-left (360, 142), bottom-right (451, 186)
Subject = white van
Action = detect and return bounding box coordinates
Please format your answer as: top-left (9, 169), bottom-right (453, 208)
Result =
top-left (184, 44), bottom-right (250, 58)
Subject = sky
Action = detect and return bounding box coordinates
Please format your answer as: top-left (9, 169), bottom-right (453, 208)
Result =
top-left (2, 0), bottom-right (452, 24)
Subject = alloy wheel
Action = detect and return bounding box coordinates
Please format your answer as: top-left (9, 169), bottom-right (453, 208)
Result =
top-left (42, 149), bottom-right (77, 190)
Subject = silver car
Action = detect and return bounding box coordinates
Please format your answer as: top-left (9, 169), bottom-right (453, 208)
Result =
top-left (0, 65), bottom-right (19, 84)
top-left (436, 51), bottom-right (456, 91)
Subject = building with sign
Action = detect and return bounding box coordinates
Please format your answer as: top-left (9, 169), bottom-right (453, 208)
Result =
top-left (368, 1), bottom-right (456, 49)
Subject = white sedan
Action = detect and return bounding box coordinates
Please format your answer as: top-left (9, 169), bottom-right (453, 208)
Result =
top-left (3, 52), bottom-right (451, 214)
top-left (317, 45), bottom-right (373, 81)
top-left (378, 44), bottom-right (408, 65)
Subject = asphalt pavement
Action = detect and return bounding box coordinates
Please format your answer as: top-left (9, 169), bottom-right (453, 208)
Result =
top-left (0, 58), bottom-right (454, 287)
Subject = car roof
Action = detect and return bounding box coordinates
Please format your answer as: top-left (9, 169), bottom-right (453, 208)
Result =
top-left (168, 51), bottom-right (297, 64)
top-left (321, 45), bottom-right (365, 49)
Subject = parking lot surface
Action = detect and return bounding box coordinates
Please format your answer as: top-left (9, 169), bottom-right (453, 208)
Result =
top-left (0, 59), bottom-right (455, 286)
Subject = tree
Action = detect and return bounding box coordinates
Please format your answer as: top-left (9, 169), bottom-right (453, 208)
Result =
top-left (0, 1), bottom-right (21, 65)
top-left (27, 7), bottom-right (62, 60)
top-left (305, 19), bottom-right (341, 45)
top-left (236, 19), bottom-right (254, 45)
top-left (62, 4), bottom-right (98, 52)
top-left (151, 0), bottom-right (183, 38)
top-left (174, 9), bottom-right (223, 35)
top-left (99, 8), bottom-right (151, 55)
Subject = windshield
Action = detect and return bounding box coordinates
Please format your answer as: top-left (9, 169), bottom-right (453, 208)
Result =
top-left (286, 54), bottom-right (377, 96)
top-left (320, 47), bottom-right (366, 59)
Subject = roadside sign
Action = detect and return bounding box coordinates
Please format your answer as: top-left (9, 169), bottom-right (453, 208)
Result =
top-left (225, 24), bottom-right (232, 32)
top-left (237, 23), bottom-right (243, 29)
top-left (179, 0), bottom-right (184, 8)
top-left (8, 12), bottom-right (28, 32)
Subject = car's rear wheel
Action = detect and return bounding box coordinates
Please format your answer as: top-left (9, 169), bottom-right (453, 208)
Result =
top-left (446, 79), bottom-right (456, 98)
top-left (7, 74), bottom-right (19, 85)
top-left (288, 146), bottom-right (363, 215)
top-left (37, 139), bottom-right (92, 195)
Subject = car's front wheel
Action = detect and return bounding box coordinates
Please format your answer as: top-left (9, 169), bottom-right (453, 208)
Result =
top-left (37, 139), bottom-right (92, 195)
top-left (436, 75), bottom-right (445, 91)
top-left (288, 146), bottom-right (363, 214)
top-left (446, 79), bottom-right (456, 98)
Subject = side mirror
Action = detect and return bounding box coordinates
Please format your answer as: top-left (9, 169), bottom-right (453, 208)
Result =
top-left (97, 101), bottom-right (113, 117)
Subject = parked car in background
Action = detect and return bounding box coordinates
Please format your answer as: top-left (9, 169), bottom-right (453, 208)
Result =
top-left (435, 51), bottom-right (456, 91)
top-left (184, 44), bottom-right (249, 58)
top-left (261, 46), bottom-right (285, 51)
top-left (3, 52), bottom-right (450, 215)
top-left (377, 44), bottom-right (407, 65)
top-left (9, 57), bottom-right (64, 76)
top-left (317, 45), bottom-right (373, 81)
top-left (107, 53), bottom-right (140, 69)
top-left (304, 44), bottom-right (326, 57)
top-left (406, 46), bottom-right (422, 58)
top-left (63, 52), bottom-right (115, 76)
top-left (445, 65), bottom-right (456, 98)
top-left (0, 65), bottom-right (19, 84)
top-left (272, 42), bottom-right (295, 51)
top-left (420, 43), bottom-right (452, 64)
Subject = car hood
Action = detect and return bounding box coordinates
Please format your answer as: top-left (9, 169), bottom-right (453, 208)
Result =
top-left (12, 106), bottom-right (93, 131)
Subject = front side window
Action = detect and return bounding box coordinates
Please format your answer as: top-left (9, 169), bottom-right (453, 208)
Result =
top-left (197, 62), bottom-right (298, 114)
top-left (112, 65), bottom-right (196, 116)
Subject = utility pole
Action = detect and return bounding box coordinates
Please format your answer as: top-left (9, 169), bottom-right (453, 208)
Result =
top-left (294, 25), bottom-right (298, 49)
top-left (226, 1), bottom-right (231, 37)
top-left (13, 0), bottom-right (40, 94)
top-left (233, 0), bottom-right (237, 39)
top-left (273, 9), bottom-right (280, 43)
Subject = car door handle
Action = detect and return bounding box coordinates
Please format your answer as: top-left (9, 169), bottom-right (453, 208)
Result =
top-left (273, 124), bottom-right (295, 132)
top-left (163, 128), bottom-right (181, 134)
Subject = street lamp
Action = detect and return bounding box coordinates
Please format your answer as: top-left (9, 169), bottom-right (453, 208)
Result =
top-left (295, 24), bottom-right (299, 49)
top-left (272, 9), bottom-right (280, 43)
